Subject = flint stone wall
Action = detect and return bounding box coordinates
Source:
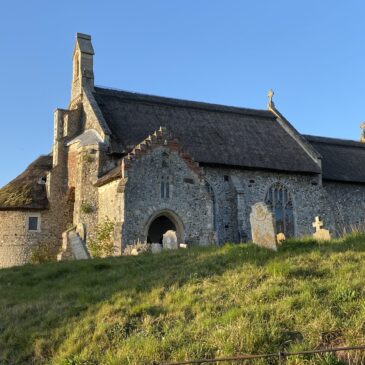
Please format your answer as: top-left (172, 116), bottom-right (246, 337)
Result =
top-left (0, 210), bottom-right (59, 268)
top-left (204, 167), bottom-right (335, 243)
top-left (323, 181), bottom-right (365, 235)
top-left (122, 146), bottom-right (215, 246)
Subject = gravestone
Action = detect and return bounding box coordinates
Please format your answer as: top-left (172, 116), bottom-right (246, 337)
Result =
top-left (250, 202), bottom-right (277, 250)
top-left (276, 232), bottom-right (286, 244)
top-left (68, 231), bottom-right (89, 259)
top-left (162, 230), bottom-right (178, 250)
top-left (151, 243), bottom-right (162, 254)
top-left (312, 216), bottom-right (331, 241)
top-left (131, 248), bottom-right (139, 256)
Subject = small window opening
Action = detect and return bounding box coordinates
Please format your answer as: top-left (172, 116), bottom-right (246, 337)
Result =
top-left (38, 176), bottom-right (47, 185)
top-left (161, 180), bottom-right (165, 198)
top-left (74, 54), bottom-right (80, 79)
top-left (162, 152), bottom-right (169, 168)
top-left (184, 178), bottom-right (194, 184)
top-left (28, 216), bottom-right (39, 231)
top-left (224, 175), bottom-right (229, 182)
top-left (161, 176), bottom-right (170, 198)
top-left (166, 179), bottom-right (170, 198)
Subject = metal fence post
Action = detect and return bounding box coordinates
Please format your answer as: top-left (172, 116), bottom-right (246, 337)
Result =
top-left (278, 352), bottom-right (286, 364)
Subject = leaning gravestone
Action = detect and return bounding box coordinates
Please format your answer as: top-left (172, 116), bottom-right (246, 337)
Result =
top-left (250, 202), bottom-right (277, 250)
top-left (76, 223), bottom-right (86, 242)
top-left (162, 230), bottom-right (178, 250)
top-left (68, 231), bottom-right (89, 259)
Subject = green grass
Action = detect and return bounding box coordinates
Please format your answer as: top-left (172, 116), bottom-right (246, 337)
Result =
top-left (1, 235), bottom-right (365, 364)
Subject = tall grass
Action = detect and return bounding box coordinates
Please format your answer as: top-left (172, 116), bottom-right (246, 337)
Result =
top-left (0, 234), bottom-right (364, 364)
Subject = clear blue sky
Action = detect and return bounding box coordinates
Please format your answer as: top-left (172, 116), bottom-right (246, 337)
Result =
top-left (1, 1), bottom-right (364, 187)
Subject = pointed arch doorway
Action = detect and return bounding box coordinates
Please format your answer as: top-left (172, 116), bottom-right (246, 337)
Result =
top-left (145, 210), bottom-right (184, 244)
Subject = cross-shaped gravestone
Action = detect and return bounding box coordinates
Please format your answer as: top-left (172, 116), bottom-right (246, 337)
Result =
top-left (312, 216), bottom-right (323, 232)
top-left (312, 216), bottom-right (331, 241)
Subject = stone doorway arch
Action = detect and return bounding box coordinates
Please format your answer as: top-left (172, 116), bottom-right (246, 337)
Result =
top-left (145, 210), bottom-right (184, 244)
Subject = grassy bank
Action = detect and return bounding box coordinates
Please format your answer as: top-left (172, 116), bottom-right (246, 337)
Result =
top-left (1, 235), bottom-right (365, 364)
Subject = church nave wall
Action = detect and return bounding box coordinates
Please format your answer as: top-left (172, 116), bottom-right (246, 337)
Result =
top-left (204, 167), bottom-right (336, 242)
top-left (323, 182), bottom-right (365, 235)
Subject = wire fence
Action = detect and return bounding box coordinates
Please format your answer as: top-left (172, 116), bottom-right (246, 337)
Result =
top-left (159, 345), bottom-right (365, 365)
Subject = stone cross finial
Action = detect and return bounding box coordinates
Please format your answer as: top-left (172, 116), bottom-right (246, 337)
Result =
top-left (360, 123), bottom-right (365, 142)
top-left (312, 216), bottom-right (323, 232)
top-left (267, 89), bottom-right (275, 109)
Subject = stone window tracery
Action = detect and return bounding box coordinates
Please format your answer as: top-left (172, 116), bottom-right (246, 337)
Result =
top-left (265, 183), bottom-right (294, 237)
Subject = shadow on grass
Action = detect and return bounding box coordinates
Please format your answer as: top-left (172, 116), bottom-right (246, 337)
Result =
top-left (2, 233), bottom-right (365, 298)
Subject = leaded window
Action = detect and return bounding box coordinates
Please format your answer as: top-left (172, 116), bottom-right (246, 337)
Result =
top-left (265, 183), bottom-right (294, 237)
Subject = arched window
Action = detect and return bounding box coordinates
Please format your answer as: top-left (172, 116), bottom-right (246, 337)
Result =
top-left (265, 183), bottom-right (294, 237)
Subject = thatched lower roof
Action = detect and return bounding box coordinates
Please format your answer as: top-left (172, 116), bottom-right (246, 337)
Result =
top-left (0, 155), bottom-right (52, 210)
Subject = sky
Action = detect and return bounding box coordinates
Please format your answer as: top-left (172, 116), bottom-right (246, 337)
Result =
top-left (0, 1), bottom-right (364, 187)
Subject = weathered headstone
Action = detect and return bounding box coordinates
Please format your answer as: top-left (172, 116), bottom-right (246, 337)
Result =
top-left (250, 202), bottom-right (277, 250)
top-left (68, 231), bottom-right (89, 259)
top-left (162, 230), bottom-right (178, 250)
top-left (179, 243), bottom-right (188, 249)
top-left (276, 232), bottom-right (286, 244)
top-left (151, 243), bottom-right (162, 254)
top-left (312, 216), bottom-right (331, 241)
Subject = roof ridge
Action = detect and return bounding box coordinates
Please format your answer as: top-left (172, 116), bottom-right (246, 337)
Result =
top-left (305, 134), bottom-right (365, 148)
top-left (94, 86), bottom-right (275, 118)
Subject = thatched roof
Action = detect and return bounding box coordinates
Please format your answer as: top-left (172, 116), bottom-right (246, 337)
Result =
top-left (305, 135), bottom-right (365, 183)
top-left (93, 87), bottom-right (321, 175)
top-left (0, 155), bottom-right (52, 210)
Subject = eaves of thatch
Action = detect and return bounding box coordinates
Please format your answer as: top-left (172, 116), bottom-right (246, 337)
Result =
top-left (0, 155), bottom-right (52, 211)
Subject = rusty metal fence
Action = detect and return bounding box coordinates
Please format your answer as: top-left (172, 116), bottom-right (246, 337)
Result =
top-left (160, 345), bottom-right (365, 365)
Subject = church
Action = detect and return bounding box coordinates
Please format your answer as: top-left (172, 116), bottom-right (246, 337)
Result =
top-left (1, 33), bottom-right (365, 267)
